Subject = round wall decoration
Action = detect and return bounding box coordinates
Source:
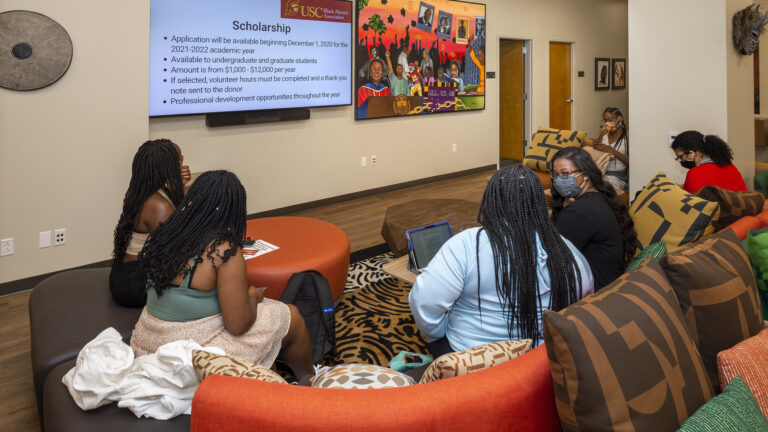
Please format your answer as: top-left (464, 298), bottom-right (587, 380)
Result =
top-left (0, 10), bottom-right (73, 91)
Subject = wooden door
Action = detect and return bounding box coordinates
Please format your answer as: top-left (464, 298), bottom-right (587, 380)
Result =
top-left (549, 42), bottom-right (572, 130)
top-left (499, 40), bottom-right (525, 160)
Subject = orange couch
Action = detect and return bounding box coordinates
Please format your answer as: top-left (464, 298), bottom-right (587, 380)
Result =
top-left (190, 345), bottom-right (561, 432)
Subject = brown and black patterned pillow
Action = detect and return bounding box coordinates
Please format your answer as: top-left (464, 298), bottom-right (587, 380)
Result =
top-left (191, 350), bottom-right (287, 384)
top-left (418, 339), bottom-right (532, 384)
top-left (695, 186), bottom-right (765, 230)
top-left (543, 259), bottom-right (713, 432)
top-left (659, 228), bottom-right (763, 388)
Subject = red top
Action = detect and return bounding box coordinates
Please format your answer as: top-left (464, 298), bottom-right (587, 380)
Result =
top-left (682, 162), bottom-right (747, 194)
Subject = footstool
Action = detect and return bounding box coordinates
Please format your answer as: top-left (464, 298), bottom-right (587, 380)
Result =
top-left (380, 199), bottom-right (481, 257)
top-left (245, 217), bottom-right (350, 302)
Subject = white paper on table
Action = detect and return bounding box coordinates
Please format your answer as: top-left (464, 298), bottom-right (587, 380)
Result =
top-left (243, 239), bottom-right (280, 260)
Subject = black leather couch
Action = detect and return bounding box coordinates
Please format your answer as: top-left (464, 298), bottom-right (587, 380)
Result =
top-left (29, 268), bottom-right (189, 431)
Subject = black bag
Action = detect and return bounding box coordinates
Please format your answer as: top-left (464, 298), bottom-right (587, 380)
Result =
top-left (279, 270), bottom-right (337, 363)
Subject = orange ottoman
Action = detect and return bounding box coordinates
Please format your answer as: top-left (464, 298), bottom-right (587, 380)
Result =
top-left (245, 217), bottom-right (350, 301)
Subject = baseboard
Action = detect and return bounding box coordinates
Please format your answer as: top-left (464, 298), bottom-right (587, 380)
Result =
top-left (247, 164), bottom-right (496, 219)
top-left (0, 164), bottom-right (496, 298)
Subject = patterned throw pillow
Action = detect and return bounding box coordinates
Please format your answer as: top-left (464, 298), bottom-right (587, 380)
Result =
top-left (418, 339), bottom-right (533, 384)
top-left (629, 172), bottom-right (720, 253)
top-left (542, 259), bottom-right (713, 432)
top-left (678, 376), bottom-right (768, 431)
top-left (660, 228), bottom-right (763, 388)
top-left (625, 241), bottom-right (666, 272)
top-left (581, 145), bottom-right (613, 175)
top-left (717, 329), bottom-right (768, 418)
top-left (695, 186), bottom-right (765, 230)
top-left (310, 364), bottom-right (415, 389)
top-left (191, 350), bottom-right (287, 384)
top-left (522, 127), bottom-right (587, 172)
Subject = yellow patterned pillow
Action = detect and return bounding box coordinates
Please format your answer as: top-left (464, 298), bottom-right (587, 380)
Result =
top-left (523, 127), bottom-right (588, 172)
top-left (418, 339), bottom-right (532, 384)
top-left (629, 172), bottom-right (720, 254)
top-left (191, 350), bottom-right (287, 384)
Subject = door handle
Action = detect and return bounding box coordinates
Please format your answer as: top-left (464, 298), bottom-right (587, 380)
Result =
top-left (565, 98), bottom-right (574, 103)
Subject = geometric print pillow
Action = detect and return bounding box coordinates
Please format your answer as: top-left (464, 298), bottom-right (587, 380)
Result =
top-left (660, 228), bottom-right (763, 390)
top-left (310, 364), bottom-right (415, 389)
top-left (630, 172), bottom-right (720, 253)
top-left (695, 185), bottom-right (765, 231)
top-left (191, 350), bottom-right (288, 384)
top-left (523, 127), bottom-right (587, 172)
top-left (542, 259), bottom-right (713, 432)
top-left (418, 339), bottom-right (533, 384)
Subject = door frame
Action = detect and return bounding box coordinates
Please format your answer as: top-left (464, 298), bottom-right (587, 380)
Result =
top-left (498, 37), bottom-right (533, 161)
top-left (547, 40), bottom-right (576, 130)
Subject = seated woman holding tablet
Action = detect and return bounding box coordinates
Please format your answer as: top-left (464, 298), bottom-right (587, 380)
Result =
top-left (409, 165), bottom-right (594, 356)
top-left (130, 171), bottom-right (314, 380)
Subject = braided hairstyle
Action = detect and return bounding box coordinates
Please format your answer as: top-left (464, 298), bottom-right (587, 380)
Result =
top-left (477, 165), bottom-right (583, 344)
top-left (112, 139), bottom-right (184, 267)
top-left (139, 170), bottom-right (246, 296)
top-left (671, 130), bottom-right (734, 166)
top-left (550, 147), bottom-right (637, 266)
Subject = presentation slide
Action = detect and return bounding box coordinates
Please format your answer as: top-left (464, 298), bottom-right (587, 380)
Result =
top-left (149, 0), bottom-right (352, 117)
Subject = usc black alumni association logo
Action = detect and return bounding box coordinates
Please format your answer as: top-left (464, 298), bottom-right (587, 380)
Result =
top-left (281, 0), bottom-right (351, 23)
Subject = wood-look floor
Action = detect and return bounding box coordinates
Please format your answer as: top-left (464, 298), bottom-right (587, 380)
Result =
top-left (0, 167), bottom-right (495, 432)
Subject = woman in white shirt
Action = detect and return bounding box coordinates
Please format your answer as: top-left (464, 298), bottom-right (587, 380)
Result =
top-left (409, 165), bottom-right (594, 355)
top-left (588, 107), bottom-right (629, 191)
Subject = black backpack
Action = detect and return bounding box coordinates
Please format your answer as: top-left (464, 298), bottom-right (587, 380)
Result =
top-left (279, 270), bottom-right (337, 363)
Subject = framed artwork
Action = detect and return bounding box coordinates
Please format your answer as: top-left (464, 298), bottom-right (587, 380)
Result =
top-left (595, 58), bottom-right (610, 90)
top-left (612, 58), bottom-right (626, 90)
top-left (355, 0), bottom-right (486, 120)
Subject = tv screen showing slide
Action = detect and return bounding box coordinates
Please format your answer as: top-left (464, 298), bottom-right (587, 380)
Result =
top-left (149, 0), bottom-right (353, 117)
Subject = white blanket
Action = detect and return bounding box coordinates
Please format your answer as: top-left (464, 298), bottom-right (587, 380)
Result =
top-left (62, 327), bottom-right (224, 420)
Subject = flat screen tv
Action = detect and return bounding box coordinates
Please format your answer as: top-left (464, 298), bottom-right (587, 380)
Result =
top-left (149, 0), bottom-right (353, 117)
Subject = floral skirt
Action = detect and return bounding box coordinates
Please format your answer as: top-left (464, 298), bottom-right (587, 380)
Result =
top-left (130, 298), bottom-right (290, 367)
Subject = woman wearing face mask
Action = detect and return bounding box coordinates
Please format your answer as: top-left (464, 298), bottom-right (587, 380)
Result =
top-left (586, 107), bottom-right (629, 191)
top-left (550, 147), bottom-right (637, 291)
top-left (671, 130), bottom-right (747, 194)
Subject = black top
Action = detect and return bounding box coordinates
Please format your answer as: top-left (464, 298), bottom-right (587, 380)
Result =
top-left (554, 192), bottom-right (624, 290)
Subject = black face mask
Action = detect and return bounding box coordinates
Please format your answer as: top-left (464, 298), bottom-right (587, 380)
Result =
top-left (680, 160), bottom-right (696, 169)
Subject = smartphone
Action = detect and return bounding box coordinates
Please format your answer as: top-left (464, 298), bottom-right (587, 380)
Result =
top-left (254, 286), bottom-right (267, 291)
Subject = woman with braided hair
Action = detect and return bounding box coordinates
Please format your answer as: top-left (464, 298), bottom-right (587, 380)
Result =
top-left (409, 165), bottom-right (593, 354)
top-left (671, 130), bottom-right (747, 194)
top-left (110, 139), bottom-right (190, 307)
top-left (130, 170), bottom-right (314, 380)
top-left (550, 147), bottom-right (637, 290)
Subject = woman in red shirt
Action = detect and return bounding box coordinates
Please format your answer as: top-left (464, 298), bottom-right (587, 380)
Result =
top-left (671, 130), bottom-right (747, 194)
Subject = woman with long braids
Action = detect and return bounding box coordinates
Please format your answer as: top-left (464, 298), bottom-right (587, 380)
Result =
top-left (671, 130), bottom-right (747, 194)
top-left (409, 165), bottom-right (593, 354)
top-left (587, 107), bottom-right (629, 191)
top-left (130, 171), bottom-right (314, 380)
top-left (110, 139), bottom-right (190, 307)
top-left (550, 147), bottom-right (637, 290)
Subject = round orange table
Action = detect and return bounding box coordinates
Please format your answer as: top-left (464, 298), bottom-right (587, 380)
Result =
top-left (245, 217), bottom-right (350, 301)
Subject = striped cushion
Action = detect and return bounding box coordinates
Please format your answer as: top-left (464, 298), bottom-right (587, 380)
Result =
top-left (696, 186), bottom-right (765, 230)
top-left (625, 241), bottom-right (666, 272)
top-left (660, 228), bottom-right (762, 389)
top-left (678, 376), bottom-right (768, 431)
top-left (630, 172), bottom-right (720, 253)
top-left (523, 127), bottom-right (587, 172)
top-left (191, 350), bottom-right (287, 384)
top-left (418, 339), bottom-right (532, 384)
top-left (543, 259), bottom-right (713, 431)
top-left (717, 329), bottom-right (768, 419)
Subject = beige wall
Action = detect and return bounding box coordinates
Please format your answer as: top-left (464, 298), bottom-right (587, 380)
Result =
top-left (628, 0), bottom-right (754, 193)
top-left (0, 0), bottom-right (627, 284)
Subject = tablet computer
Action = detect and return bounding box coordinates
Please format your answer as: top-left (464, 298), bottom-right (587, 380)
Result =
top-left (406, 221), bottom-right (453, 273)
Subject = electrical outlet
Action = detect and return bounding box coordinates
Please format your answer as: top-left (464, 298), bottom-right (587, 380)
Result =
top-left (1, 238), bottom-right (14, 256)
top-left (452, 143), bottom-right (457, 152)
top-left (361, 156), bottom-right (367, 167)
top-left (54, 228), bottom-right (66, 246)
top-left (370, 155), bottom-right (377, 166)
top-left (39, 231), bottom-right (52, 248)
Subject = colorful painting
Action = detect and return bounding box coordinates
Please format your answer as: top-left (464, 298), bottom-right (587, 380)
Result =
top-left (355, 0), bottom-right (486, 120)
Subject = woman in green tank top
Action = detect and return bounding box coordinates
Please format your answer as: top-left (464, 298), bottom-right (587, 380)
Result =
top-left (130, 170), bottom-right (314, 380)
